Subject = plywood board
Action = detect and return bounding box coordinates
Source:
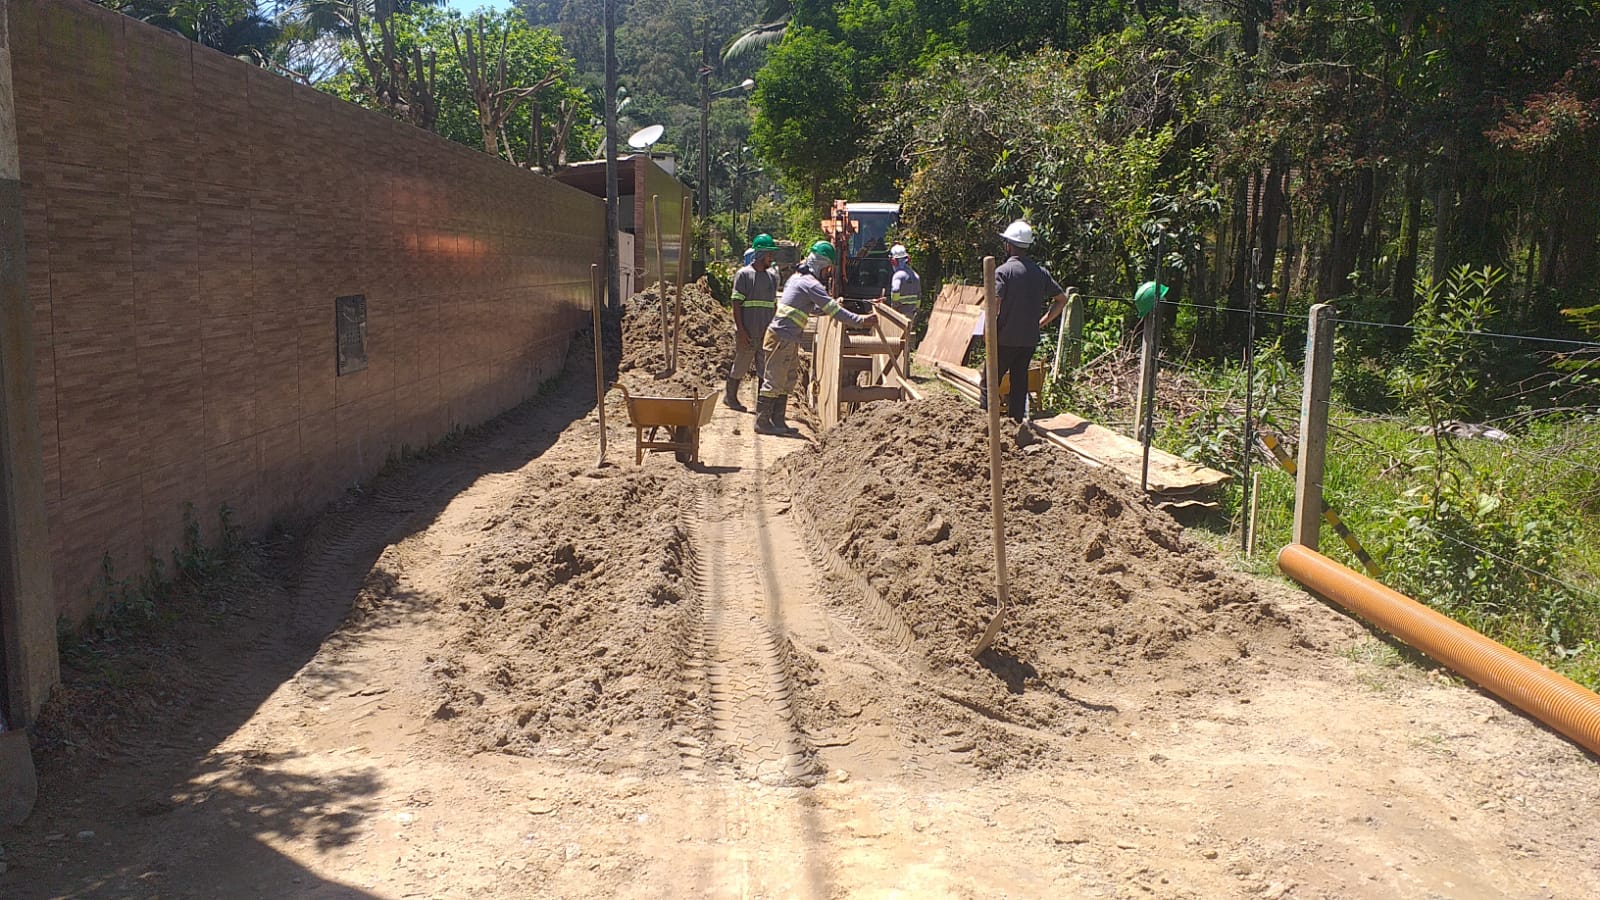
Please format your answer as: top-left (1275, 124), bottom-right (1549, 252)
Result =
top-left (1032, 412), bottom-right (1231, 495)
top-left (914, 284), bottom-right (985, 370)
top-left (816, 314), bottom-right (844, 430)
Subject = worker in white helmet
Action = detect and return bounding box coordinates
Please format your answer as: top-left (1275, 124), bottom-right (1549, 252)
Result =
top-left (884, 244), bottom-right (921, 319)
top-left (980, 219), bottom-right (1071, 446)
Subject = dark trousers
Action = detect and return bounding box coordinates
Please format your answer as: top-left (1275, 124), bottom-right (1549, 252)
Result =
top-left (978, 343), bottom-right (1035, 421)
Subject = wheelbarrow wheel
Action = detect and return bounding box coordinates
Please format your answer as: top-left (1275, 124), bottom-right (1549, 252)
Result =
top-left (672, 426), bottom-right (692, 463)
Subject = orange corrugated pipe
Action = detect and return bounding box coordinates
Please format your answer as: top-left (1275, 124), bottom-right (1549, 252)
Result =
top-left (1278, 543), bottom-right (1600, 758)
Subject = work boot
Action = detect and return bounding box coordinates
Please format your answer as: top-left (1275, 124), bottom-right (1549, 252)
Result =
top-left (723, 378), bottom-right (746, 411)
top-left (753, 396), bottom-right (785, 435)
top-left (770, 396), bottom-right (801, 437)
top-left (1014, 419), bottom-right (1038, 448)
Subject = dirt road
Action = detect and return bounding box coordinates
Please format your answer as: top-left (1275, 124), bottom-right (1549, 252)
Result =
top-left (3, 309), bottom-right (1598, 898)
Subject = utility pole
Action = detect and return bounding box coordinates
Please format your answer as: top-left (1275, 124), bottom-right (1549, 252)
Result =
top-left (698, 42), bottom-right (710, 224)
top-left (603, 0), bottom-right (620, 311)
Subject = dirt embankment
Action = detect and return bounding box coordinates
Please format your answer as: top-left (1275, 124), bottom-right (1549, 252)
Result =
top-left (783, 396), bottom-right (1311, 749)
top-left (616, 280), bottom-right (735, 396)
top-left (421, 283), bottom-right (739, 771)
top-left (425, 465), bottom-right (701, 772)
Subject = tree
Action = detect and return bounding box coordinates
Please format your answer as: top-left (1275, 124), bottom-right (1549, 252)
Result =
top-left (98, 0), bottom-right (283, 63)
top-left (452, 13), bottom-right (563, 159)
top-left (325, 6), bottom-right (597, 167)
top-left (748, 27), bottom-right (859, 205)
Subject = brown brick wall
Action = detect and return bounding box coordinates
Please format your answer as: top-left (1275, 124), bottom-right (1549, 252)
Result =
top-left (10, 0), bottom-right (605, 623)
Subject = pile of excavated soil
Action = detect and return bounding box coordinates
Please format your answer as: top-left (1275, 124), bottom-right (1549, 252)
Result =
top-left (619, 280), bottom-right (735, 395)
top-left (783, 396), bottom-right (1309, 740)
top-left (426, 463), bottom-right (702, 773)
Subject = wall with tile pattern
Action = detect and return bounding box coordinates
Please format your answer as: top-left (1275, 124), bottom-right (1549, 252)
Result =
top-left (9, 0), bottom-right (605, 623)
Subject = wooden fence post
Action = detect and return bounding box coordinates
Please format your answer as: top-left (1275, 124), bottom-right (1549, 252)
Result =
top-left (652, 195), bottom-right (666, 366)
top-left (1294, 303), bottom-right (1336, 549)
top-left (1064, 291), bottom-right (1084, 372)
top-left (592, 264), bottom-right (607, 466)
top-left (672, 196), bottom-right (690, 371)
top-left (972, 256), bottom-right (1009, 658)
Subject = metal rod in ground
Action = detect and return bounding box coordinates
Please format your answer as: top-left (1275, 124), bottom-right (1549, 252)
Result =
top-left (973, 255), bottom-right (1009, 658)
top-left (591, 264), bottom-right (607, 465)
top-left (653, 194), bottom-right (667, 366)
top-left (1242, 248), bottom-right (1258, 553)
top-left (673, 196), bottom-right (691, 371)
top-left (1247, 471), bottom-right (1261, 557)
top-left (1140, 242), bottom-right (1161, 493)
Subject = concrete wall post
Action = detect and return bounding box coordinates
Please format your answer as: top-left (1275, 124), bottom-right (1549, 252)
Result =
top-left (1293, 303), bottom-right (1336, 549)
top-left (0, 0), bottom-right (61, 727)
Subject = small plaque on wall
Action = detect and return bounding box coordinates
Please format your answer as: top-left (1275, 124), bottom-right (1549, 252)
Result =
top-left (336, 294), bottom-right (368, 376)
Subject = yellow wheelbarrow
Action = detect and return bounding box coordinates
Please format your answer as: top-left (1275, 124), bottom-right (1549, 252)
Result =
top-left (614, 384), bottom-right (719, 465)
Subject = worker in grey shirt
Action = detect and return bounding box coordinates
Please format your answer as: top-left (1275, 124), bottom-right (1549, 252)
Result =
top-left (723, 233), bottom-right (782, 410)
top-left (758, 240), bottom-right (877, 435)
top-left (979, 220), bottom-right (1071, 445)
top-left (885, 243), bottom-right (921, 319)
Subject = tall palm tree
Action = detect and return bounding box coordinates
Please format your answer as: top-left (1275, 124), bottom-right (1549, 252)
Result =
top-left (721, 0), bottom-right (789, 63)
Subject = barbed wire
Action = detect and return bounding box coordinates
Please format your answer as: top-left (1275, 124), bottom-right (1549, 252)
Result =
top-left (1330, 316), bottom-right (1600, 350)
top-left (1113, 294), bottom-right (1600, 349)
top-left (1407, 521), bottom-right (1600, 604)
top-left (1154, 298), bottom-right (1304, 321)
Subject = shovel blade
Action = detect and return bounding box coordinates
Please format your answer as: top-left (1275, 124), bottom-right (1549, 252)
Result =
top-left (0, 729), bottom-right (38, 825)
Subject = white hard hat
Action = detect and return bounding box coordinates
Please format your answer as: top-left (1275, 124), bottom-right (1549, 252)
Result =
top-left (999, 220), bottom-right (1034, 247)
top-left (890, 243), bottom-right (909, 260)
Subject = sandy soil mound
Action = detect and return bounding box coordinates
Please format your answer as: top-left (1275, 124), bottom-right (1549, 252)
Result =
top-left (619, 280), bottom-right (735, 394)
top-left (783, 395), bottom-right (1308, 733)
top-left (426, 463), bottom-right (701, 772)
top-left (420, 280), bottom-right (741, 768)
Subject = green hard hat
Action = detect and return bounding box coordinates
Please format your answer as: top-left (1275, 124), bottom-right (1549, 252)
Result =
top-left (752, 233), bottom-right (777, 251)
top-left (1134, 280), bottom-right (1169, 317)
top-left (809, 240), bottom-right (839, 264)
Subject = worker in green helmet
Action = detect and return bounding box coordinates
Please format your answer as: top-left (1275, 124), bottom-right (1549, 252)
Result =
top-left (723, 233), bottom-right (782, 410)
top-left (757, 240), bottom-right (877, 436)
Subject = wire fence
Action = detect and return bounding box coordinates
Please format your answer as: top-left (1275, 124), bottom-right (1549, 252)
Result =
top-left (1051, 294), bottom-right (1600, 676)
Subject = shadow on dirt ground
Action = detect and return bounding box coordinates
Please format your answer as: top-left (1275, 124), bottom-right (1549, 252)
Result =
top-left (0, 330), bottom-right (613, 897)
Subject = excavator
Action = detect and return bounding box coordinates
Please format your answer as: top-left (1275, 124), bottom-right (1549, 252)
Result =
top-left (821, 200), bottom-right (899, 313)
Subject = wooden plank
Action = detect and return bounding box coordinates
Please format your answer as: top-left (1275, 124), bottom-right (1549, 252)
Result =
top-left (887, 371), bottom-right (924, 402)
top-left (842, 337), bottom-right (903, 355)
top-left (839, 385), bottom-right (903, 404)
top-left (1032, 412), bottom-right (1230, 495)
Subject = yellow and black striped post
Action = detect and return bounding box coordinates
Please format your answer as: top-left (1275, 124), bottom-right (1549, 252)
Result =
top-left (1260, 432), bottom-right (1382, 576)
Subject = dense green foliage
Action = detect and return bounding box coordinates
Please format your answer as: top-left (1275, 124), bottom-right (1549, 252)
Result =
top-left (1075, 268), bottom-right (1600, 689)
top-left (322, 7), bottom-right (596, 167)
top-left (747, 2), bottom-right (1600, 332)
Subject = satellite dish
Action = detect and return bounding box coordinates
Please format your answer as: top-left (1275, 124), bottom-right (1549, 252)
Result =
top-left (627, 124), bottom-right (665, 151)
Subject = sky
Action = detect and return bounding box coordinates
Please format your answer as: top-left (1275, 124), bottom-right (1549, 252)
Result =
top-left (445, 0), bottom-right (516, 12)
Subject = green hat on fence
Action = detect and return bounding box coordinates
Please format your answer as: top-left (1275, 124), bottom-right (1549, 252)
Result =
top-left (1135, 280), bottom-right (1169, 317)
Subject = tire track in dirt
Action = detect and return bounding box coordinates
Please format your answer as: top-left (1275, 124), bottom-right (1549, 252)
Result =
top-left (673, 419), bottom-right (838, 898)
top-left (685, 477), bottom-right (817, 785)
